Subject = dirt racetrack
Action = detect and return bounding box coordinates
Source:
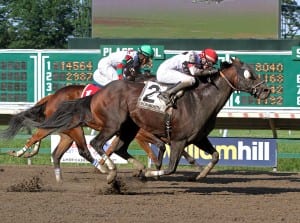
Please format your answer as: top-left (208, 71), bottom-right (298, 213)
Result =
top-left (0, 165), bottom-right (299, 223)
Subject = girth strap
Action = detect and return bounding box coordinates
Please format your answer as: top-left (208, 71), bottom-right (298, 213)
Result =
top-left (164, 107), bottom-right (173, 143)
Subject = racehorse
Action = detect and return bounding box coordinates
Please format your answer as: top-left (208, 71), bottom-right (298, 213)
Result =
top-left (34, 57), bottom-right (270, 183)
top-left (2, 84), bottom-right (198, 182)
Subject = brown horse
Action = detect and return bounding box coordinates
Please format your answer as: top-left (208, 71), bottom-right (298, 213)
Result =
top-left (34, 58), bottom-right (270, 183)
top-left (2, 84), bottom-right (198, 182)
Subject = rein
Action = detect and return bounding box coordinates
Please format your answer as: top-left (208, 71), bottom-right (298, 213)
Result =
top-left (219, 71), bottom-right (238, 90)
top-left (219, 70), bottom-right (266, 96)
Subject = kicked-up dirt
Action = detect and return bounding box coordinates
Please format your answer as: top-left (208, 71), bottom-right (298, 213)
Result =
top-left (0, 165), bottom-right (299, 223)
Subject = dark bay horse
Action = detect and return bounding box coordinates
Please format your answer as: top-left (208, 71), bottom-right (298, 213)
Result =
top-left (2, 84), bottom-right (198, 182)
top-left (35, 58), bottom-right (270, 183)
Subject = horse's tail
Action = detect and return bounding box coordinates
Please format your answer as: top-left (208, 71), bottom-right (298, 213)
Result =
top-left (36, 95), bottom-right (93, 134)
top-left (0, 96), bottom-right (50, 139)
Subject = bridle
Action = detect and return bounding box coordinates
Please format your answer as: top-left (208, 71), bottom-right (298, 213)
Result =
top-left (219, 71), bottom-right (238, 90)
top-left (219, 68), bottom-right (265, 97)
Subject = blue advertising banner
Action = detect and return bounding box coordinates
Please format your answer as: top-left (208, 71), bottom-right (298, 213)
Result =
top-left (150, 137), bottom-right (277, 167)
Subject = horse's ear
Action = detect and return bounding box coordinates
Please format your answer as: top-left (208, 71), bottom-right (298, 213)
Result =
top-left (231, 57), bottom-right (242, 63)
top-left (230, 57), bottom-right (236, 62)
top-left (220, 61), bottom-right (231, 69)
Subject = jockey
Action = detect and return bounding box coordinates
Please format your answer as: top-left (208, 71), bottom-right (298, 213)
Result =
top-left (93, 45), bottom-right (154, 87)
top-left (157, 48), bottom-right (219, 105)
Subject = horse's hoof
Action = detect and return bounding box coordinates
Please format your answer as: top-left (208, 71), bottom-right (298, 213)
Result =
top-left (132, 170), bottom-right (147, 182)
top-left (7, 150), bottom-right (18, 157)
top-left (106, 170), bottom-right (117, 184)
top-left (55, 176), bottom-right (63, 184)
top-left (187, 174), bottom-right (198, 182)
top-left (131, 169), bottom-right (145, 178)
top-left (96, 163), bottom-right (109, 174)
top-left (195, 174), bottom-right (207, 181)
top-left (138, 174), bottom-right (147, 182)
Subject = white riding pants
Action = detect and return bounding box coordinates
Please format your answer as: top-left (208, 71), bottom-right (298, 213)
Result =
top-left (93, 58), bottom-right (119, 86)
top-left (157, 66), bottom-right (195, 85)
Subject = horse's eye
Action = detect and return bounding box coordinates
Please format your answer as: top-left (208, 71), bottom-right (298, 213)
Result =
top-left (244, 70), bottom-right (251, 79)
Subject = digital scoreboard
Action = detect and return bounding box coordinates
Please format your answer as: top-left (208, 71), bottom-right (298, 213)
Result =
top-left (41, 52), bottom-right (100, 96)
top-left (0, 50), bottom-right (100, 102)
top-left (0, 48), bottom-right (299, 111)
top-left (0, 52), bottom-right (35, 102)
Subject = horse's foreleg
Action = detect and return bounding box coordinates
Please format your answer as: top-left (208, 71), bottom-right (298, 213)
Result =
top-left (117, 143), bottom-right (145, 177)
top-left (135, 130), bottom-right (165, 170)
top-left (181, 150), bottom-right (202, 169)
top-left (156, 141), bottom-right (166, 170)
top-left (196, 151), bottom-right (219, 179)
top-left (145, 141), bottom-right (185, 177)
top-left (194, 137), bottom-right (219, 180)
top-left (134, 138), bottom-right (154, 169)
top-left (51, 133), bottom-right (73, 183)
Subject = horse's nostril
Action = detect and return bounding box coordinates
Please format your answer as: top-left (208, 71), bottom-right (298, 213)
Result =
top-left (264, 88), bottom-right (271, 95)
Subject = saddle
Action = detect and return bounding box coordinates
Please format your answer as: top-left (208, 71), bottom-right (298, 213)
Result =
top-left (155, 82), bottom-right (185, 108)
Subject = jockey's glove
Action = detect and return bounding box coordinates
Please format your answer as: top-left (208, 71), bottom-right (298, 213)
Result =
top-left (200, 68), bottom-right (219, 76)
top-left (192, 68), bottom-right (218, 77)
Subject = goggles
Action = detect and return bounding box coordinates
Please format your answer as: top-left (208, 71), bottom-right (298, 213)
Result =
top-left (201, 58), bottom-right (214, 67)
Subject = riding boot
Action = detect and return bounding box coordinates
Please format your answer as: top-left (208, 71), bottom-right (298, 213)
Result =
top-left (158, 81), bottom-right (192, 106)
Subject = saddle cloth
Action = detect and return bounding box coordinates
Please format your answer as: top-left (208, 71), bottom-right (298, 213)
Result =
top-left (137, 81), bottom-right (168, 113)
top-left (81, 84), bottom-right (101, 98)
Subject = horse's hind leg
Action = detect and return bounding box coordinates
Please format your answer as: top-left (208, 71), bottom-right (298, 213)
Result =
top-left (117, 120), bottom-right (142, 175)
top-left (105, 135), bottom-right (145, 177)
top-left (90, 130), bottom-right (118, 184)
top-left (64, 127), bottom-right (109, 174)
top-left (90, 122), bottom-right (139, 183)
top-left (23, 141), bottom-right (41, 158)
top-left (7, 128), bottom-right (51, 157)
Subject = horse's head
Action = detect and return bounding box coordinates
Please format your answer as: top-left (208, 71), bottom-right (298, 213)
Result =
top-left (220, 57), bottom-right (270, 100)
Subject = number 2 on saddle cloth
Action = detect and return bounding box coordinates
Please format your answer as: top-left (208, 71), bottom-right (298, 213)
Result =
top-left (80, 84), bottom-right (101, 98)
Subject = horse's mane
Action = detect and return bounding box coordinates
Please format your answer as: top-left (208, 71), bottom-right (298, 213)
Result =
top-left (220, 61), bottom-right (232, 69)
top-left (195, 61), bottom-right (235, 93)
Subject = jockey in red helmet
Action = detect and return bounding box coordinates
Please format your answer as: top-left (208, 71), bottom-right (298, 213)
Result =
top-left (200, 48), bottom-right (218, 69)
top-left (157, 48), bottom-right (219, 106)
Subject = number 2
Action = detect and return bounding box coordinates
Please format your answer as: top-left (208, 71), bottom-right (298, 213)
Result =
top-left (143, 84), bottom-right (160, 103)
